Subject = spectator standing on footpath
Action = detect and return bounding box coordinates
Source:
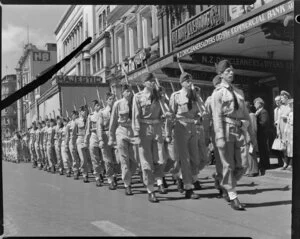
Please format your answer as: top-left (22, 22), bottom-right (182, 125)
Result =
top-left (254, 97), bottom-right (270, 175)
top-left (273, 95), bottom-right (284, 167)
top-left (283, 98), bottom-right (293, 170)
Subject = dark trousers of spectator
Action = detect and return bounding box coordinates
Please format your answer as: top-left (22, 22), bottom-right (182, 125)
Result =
top-left (276, 150), bottom-right (284, 167)
top-left (257, 134), bottom-right (270, 170)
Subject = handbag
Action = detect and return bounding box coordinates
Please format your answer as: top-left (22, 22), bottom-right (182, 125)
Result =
top-left (272, 137), bottom-right (286, 151)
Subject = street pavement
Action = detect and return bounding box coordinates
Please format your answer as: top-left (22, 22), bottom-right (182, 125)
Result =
top-left (2, 160), bottom-right (292, 238)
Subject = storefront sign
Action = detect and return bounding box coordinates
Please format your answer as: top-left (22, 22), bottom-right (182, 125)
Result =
top-left (55, 75), bottom-right (103, 85)
top-left (171, 5), bottom-right (225, 48)
top-left (194, 54), bottom-right (293, 72)
top-left (177, 0), bottom-right (294, 58)
top-left (33, 51), bottom-right (50, 62)
top-left (228, 0), bottom-right (275, 21)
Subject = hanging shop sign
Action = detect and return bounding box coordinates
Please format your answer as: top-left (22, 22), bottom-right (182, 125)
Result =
top-left (54, 75), bottom-right (103, 86)
top-left (193, 54), bottom-right (293, 72)
top-left (171, 5), bottom-right (226, 48)
top-left (177, 0), bottom-right (294, 58)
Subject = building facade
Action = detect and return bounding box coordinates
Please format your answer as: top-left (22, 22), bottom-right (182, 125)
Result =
top-left (15, 43), bottom-right (57, 129)
top-left (1, 75), bottom-right (18, 140)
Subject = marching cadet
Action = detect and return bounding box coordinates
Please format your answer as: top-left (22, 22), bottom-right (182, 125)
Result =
top-left (29, 122), bottom-right (37, 168)
top-left (211, 59), bottom-right (251, 211)
top-left (61, 117), bottom-right (73, 177)
top-left (39, 121), bottom-right (46, 168)
top-left (85, 100), bottom-right (105, 187)
top-left (97, 92), bottom-right (119, 190)
top-left (168, 72), bottom-right (203, 199)
top-left (25, 128), bottom-right (31, 163)
top-left (132, 73), bottom-right (170, 203)
top-left (204, 75), bottom-right (225, 198)
top-left (69, 110), bottom-right (81, 180)
top-left (76, 106), bottom-right (90, 183)
top-left (109, 84), bottom-right (138, 196)
top-left (13, 131), bottom-right (22, 163)
top-left (35, 122), bottom-right (43, 169)
top-left (54, 116), bottom-right (64, 174)
top-left (47, 119), bottom-right (57, 173)
top-left (43, 119), bottom-right (50, 171)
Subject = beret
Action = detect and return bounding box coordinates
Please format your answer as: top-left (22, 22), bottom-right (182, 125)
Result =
top-left (215, 60), bottom-right (232, 74)
top-left (212, 75), bottom-right (221, 87)
top-left (179, 72), bottom-right (192, 83)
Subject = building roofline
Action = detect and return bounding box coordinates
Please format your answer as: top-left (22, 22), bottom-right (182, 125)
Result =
top-left (54, 5), bottom-right (76, 35)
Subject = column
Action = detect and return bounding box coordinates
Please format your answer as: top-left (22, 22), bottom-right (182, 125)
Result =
top-left (128, 27), bottom-right (134, 57)
top-left (137, 13), bottom-right (143, 49)
top-left (142, 16), bottom-right (147, 48)
top-left (152, 6), bottom-right (158, 38)
top-left (117, 35), bottom-right (122, 62)
top-left (114, 32), bottom-right (118, 63)
top-left (110, 29), bottom-right (115, 64)
top-left (124, 24), bottom-right (129, 57)
top-left (158, 15), bottom-right (164, 57)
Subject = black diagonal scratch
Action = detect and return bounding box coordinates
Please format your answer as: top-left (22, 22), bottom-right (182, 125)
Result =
top-left (0, 37), bottom-right (92, 111)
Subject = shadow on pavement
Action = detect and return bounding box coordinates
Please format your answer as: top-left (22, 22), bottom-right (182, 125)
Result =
top-left (244, 200), bottom-right (292, 208)
top-left (237, 185), bottom-right (290, 195)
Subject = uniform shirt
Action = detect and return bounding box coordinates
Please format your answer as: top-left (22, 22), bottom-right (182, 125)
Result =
top-left (132, 90), bottom-right (163, 136)
top-left (97, 106), bottom-right (113, 141)
top-left (43, 126), bottom-right (48, 145)
top-left (211, 81), bottom-right (250, 140)
top-left (29, 128), bottom-right (36, 144)
top-left (35, 129), bottom-right (41, 145)
top-left (62, 124), bottom-right (70, 145)
top-left (54, 125), bottom-right (62, 143)
top-left (69, 120), bottom-right (77, 144)
top-left (86, 111), bottom-right (101, 139)
top-left (109, 98), bottom-right (132, 142)
top-left (40, 127), bottom-right (44, 146)
top-left (47, 126), bottom-right (55, 145)
top-left (75, 117), bottom-right (86, 137)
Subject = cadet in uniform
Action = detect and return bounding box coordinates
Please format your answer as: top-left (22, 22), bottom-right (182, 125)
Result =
top-left (39, 121), bottom-right (46, 169)
top-left (43, 120), bottom-right (50, 171)
top-left (211, 59), bottom-right (250, 210)
top-left (97, 92), bottom-right (119, 190)
top-left (69, 110), bottom-right (80, 180)
top-left (54, 116), bottom-right (63, 174)
top-left (29, 122), bottom-right (37, 167)
top-left (35, 122), bottom-right (43, 169)
top-left (109, 84), bottom-right (138, 195)
top-left (85, 100), bottom-right (104, 187)
top-left (13, 131), bottom-right (22, 163)
top-left (132, 73), bottom-right (170, 203)
top-left (168, 72), bottom-right (203, 199)
top-left (61, 117), bottom-right (73, 177)
top-left (76, 106), bottom-right (90, 183)
top-left (47, 119), bottom-right (56, 173)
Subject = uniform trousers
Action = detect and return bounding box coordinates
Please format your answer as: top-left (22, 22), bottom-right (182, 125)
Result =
top-left (29, 141), bottom-right (37, 163)
top-left (196, 125), bottom-right (209, 173)
top-left (69, 141), bottom-right (80, 173)
top-left (101, 131), bottom-right (119, 183)
top-left (46, 143), bottom-right (56, 168)
top-left (174, 121), bottom-right (200, 189)
top-left (116, 125), bottom-right (138, 187)
top-left (89, 131), bottom-right (104, 179)
top-left (34, 142), bottom-right (42, 165)
top-left (138, 123), bottom-right (165, 191)
top-left (216, 123), bottom-right (245, 198)
top-left (61, 140), bottom-right (72, 172)
top-left (54, 140), bottom-right (63, 169)
top-left (76, 136), bottom-right (89, 176)
top-left (43, 143), bottom-right (48, 166)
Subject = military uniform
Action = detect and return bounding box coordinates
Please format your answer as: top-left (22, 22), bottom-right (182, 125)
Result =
top-left (211, 81), bottom-right (250, 200)
top-left (46, 125), bottom-right (56, 171)
top-left (54, 124), bottom-right (63, 171)
top-left (75, 116), bottom-right (89, 179)
top-left (97, 105), bottom-right (118, 185)
top-left (39, 126), bottom-right (45, 167)
top-left (29, 127), bottom-right (37, 166)
top-left (35, 128), bottom-right (42, 167)
top-left (168, 89), bottom-right (202, 191)
top-left (42, 125), bottom-right (49, 170)
top-left (61, 123), bottom-right (72, 175)
top-left (109, 98), bottom-right (138, 190)
top-left (132, 90), bottom-right (165, 194)
top-left (85, 110), bottom-right (104, 182)
top-left (69, 119), bottom-right (80, 176)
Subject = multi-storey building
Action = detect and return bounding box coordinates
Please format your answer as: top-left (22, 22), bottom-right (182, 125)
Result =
top-left (15, 43), bottom-right (57, 129)
top-left (1, 75), bottom-right (18, 140)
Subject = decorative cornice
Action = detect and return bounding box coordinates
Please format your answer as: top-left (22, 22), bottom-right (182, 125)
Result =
top-left (54, 5), bottom-right (76, 35)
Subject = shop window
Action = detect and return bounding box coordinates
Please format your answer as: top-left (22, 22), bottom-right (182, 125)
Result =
top-left (103, 10), bottom-right (107, 29)
top-left (99, 13), bottom-right (103, 33)
top-left (96, 51), bottom-right (100, 71)
top-left (77, 62), bottom-right (81, 76)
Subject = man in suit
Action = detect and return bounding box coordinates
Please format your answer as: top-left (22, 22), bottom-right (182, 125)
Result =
top-left (254, 97), bottom-right (270, 175)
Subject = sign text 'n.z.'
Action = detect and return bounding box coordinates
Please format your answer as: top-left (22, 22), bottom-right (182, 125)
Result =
top-left (171, 5), bottom-right (225, 48)
top-left (56, 75), bottom-right (103, 85)
top-left (33, 51), bottom-right (51, 62)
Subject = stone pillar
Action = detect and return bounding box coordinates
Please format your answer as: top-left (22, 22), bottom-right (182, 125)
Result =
top-left (137, 13), bottom-right (143, 49)
top-left (124, 24), bottom-right (129, 57)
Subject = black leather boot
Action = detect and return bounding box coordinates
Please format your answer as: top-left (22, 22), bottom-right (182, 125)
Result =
top-left (162, 177), bottom-right (168, 189)
top-left (148, 192), bottom-right (159, 203)
top-left (193, 181), bottom-right (202, 190)
top-left (230, 198), bottom-right (245, 211)
top-left (177, 178), bottom-right (184, 193)
top-left (125, 186), bottom-right (133, 196)
top-left (96, 179), bottom-right (102, 187)
top-left (185, 190), bottom-right (200, 199)
top-left (158, 184), bottom-right (168, 194)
